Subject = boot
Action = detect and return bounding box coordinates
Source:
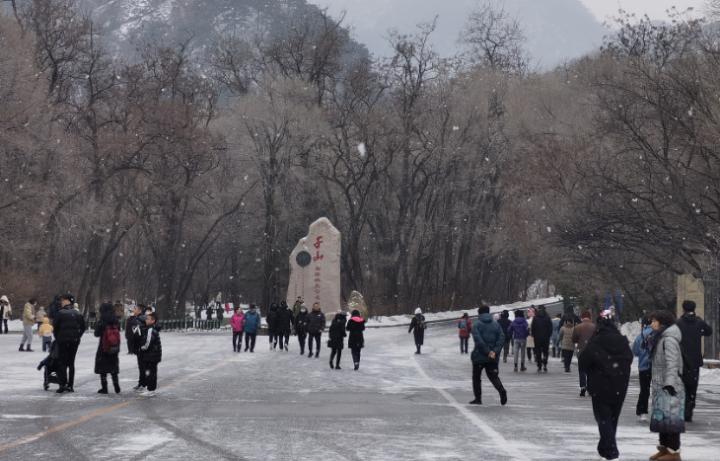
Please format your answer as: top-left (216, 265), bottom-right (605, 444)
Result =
top-left (98, 375), bottom-right (109, 394)
top-left (649, 447), bottom-right (668, 460)
top-left (656, 448), bottom-right (681, 461)
top-left (354, 362), bottom-right (359, 371)
top-left (500, 389), bottom-right (508, 406)
top-left (335, 359), bottom-right (341, 370)
top-left (329, 360), bottom-right (334, 369)
top-left (112, 374), bottom-right (121, 394)
top-left (19, 344), bottom-right (25, 352)
top-left (514, 364), bottom-right (518, 372)
top-left (469, 398), bottom-right (482, 405)
top-left (520, 365), bottom-right (526, 372)
top-left (26, 347), bottom-right (34, 352)
top-left (579, 387), bottom-right (586, 397)
top-left (315, 351), bottom-right (319, 358)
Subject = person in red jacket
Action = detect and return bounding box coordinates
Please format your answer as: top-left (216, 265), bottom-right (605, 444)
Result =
top-left (230, 306), bottom-right (245, 352)
top-left (458, 312), bottom-right (472, 354)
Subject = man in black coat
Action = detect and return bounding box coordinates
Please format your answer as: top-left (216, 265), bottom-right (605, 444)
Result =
top-left (497, 310), bottom-right (512, 363)
top-left (530, 305), bottom-right (554, 372)
top-left (676, 300), bottom-right (713, 422)
top-left (578, 315), bottom-right (633, 461)
top-left (52, 294), bottom-right (85, 393)
top-left (125, 304), bottom-right (147, 390)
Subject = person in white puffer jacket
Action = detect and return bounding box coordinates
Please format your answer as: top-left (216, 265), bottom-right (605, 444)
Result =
top-left (0, 295), bottom-right (12, 334)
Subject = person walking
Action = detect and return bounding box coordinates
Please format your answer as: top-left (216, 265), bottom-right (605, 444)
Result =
top-left (38, 317), bottom-right (54, 352)
top-left (94, 302), bottom-right (122, 394)
top-left (277, 301), bottom-right (293, 351)
top-left (526, 307), bottom-right (535, 362)
top-left (19, 298), bottom-right (37, 352)
top-left (558, 319), bottom-right (575, 372)
top-left (508, 309), bottom-right (529, 372)
top-left (675, 300), bottom-right (713, 423)
top-left (328, 312), bottom-right (347, 369)
top-left (647, 309), bottom-right (686, 461)
top-left (497, 310), bottom-right (512, 362)
top-left (578, 312), bottom-right (633, 461)
top-left (457, 313), bottom-right (472, 354)
top-left (52, 294), bottom-right (85, 393)
top-left (1, 295), bottom-right (12, 334)
top-left (572, 310), bottom-right (596, 397)
top-left (632, 316), bottom-right (653, 422)
top-left (306, 303), bottom-right (326, 358)
top-left (267, 303), bottom-right (279, 350)
top-left (469, 305), bottom-right (507, 406)
top-left (230, 306), bottom-right (245, 352)
top-left (294, 306), bottom-right (310, 355)
top-left (243, 304), bottom-right (260, 352)
top-left (531, 305), bottom-right (553, 373)
top-left (138, 312), bottom-right (162, 396)
top-left (409, 308), bottom-right (426, 354)
top-left (292, 297), bottom-right (304, 318)
top-left (346, 309), bottom-right (365, 370)
top-left (551, 314), bottom-right (562, 358)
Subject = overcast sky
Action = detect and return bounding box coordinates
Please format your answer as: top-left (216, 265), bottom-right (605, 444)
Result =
top-left (580, 0), bottom-right (706, 21)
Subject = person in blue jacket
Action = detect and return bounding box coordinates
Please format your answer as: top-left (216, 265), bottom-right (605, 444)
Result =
top-left (632, 316), bottom-right (653, 423)
top-left (469, 305), bottom-right (508, 406)
top-left (243, 304), bottom-right (261, 352)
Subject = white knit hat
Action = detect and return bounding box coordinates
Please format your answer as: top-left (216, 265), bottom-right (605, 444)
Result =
top-left (414, 307), bottom-right (422, 315)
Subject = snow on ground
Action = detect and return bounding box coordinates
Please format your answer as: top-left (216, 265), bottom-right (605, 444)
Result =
top-left (1, 319), bottom-right (719, 460)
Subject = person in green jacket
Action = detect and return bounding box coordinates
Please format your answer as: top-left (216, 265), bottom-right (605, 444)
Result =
top-left (469, 305), bottom-right (508, 406)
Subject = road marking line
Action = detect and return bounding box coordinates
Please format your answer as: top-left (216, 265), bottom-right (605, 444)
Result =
top-left (412, 357), bottom-right (530, 461)
top-left (0, 359), bottom-right (230, 454)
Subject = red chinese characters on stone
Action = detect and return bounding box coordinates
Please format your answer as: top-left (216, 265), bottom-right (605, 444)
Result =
top-left (313, 235), bottom-right (324, 261)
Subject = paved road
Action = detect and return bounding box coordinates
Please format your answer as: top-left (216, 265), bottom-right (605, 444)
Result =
top-left (1, 323), bottom-right (718, 460)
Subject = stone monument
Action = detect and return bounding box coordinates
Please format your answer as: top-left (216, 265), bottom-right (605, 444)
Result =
top-left (287, 218), bottom-right (341, 312)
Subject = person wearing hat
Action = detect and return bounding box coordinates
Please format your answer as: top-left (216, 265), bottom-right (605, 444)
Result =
top-left (408, 307), bottom-right (426, 354)
top-left (578, 310), bottom-right (633, 461)
top-left (469, 305), bottom-right (508, 406)
top-left (52, 294), bottom-right (85, 393)
top-left (243, 304), bottom-right (261, 352)
top-left (572, 310), bottom-right (596, 397)
top-left (0, 295), bottom-right (12, 334)
top-left (675, 300), bottom-right (713, 423)
top-left (497, 310), bottom-right (512, 362)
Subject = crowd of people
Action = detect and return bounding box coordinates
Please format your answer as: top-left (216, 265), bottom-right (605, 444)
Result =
top-left (1, 291), bottom-right (715, 460)
top-left (450, 301), bottom-right (713, 461)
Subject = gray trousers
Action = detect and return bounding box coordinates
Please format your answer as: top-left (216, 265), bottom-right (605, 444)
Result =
top-left (513, 339), bottom-right (526, 366)
top-left (21, 324), bottom-right (33, 346)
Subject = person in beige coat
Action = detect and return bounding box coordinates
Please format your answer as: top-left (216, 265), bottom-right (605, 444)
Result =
top-left (20, 299), bottom-right (37, 351)
top-left (1, 295), bottom-right (12, 334)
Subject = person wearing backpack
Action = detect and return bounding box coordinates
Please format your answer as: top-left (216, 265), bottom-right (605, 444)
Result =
top-left (675, 300), bottom-right (713, 423)
top-left (408, 308), bottom-right (426, 354)
top-left (457, 313), bottom-right (472, 354)
top-left (94, 302), bottom-right (121, 394)
top-left (508, 309), bottom-right (529, 372)
top-left (52, 294), bottom-right (85, 393)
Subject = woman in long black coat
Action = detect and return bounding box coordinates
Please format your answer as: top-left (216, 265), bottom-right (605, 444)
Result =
top-left (94, 302), bottom-right (121, 394)
top-left (327, 312), bottom-right (347, 370)
top-left (346, 310), bottom-right (366, 370)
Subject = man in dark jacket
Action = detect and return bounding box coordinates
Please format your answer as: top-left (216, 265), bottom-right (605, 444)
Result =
top-left (306, 303), bottom-right (326, 358)
top-left (276, 302), bottom-right (293, 351)
top-left (573, 311), bottom-right (596, 396)
top-left (578, 314), bottom-right (633, 461)
top-left (530, 305), bottom-right (554, 372)
top-left (497, 310), bottom-right (512, 363)
top-left (52, 294), bottom-right (85, 393)
top-left (126, 304), bottom-right (147, 390)
top-left (469, 305), bottom-right (508, 406)
top-left (676, 300), bottom-right (713, 422)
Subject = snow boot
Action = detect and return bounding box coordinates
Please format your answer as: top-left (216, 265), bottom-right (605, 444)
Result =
top-left (329, 360), bottom-right (334, 369)
top-left (500, 390), bottom-right (508, 406)
top-left (656, 449), bottom-right (681, 461)
top-left (112, 374), bottom-right (121, 394)
top-left (579, 387), bottom-right (586, 397)
top-left (649, 447), bottom-right (669, 460)
top-left (315, 351), bottom-right (319, 358)
top-left (469, 399), bottom-right (482, 405)
top-left (98, 375), bottom-right (109, 394)
top-left (354, 362), bottom-right (359, 371)
top-left (19, 345), bottom-right (25, 352)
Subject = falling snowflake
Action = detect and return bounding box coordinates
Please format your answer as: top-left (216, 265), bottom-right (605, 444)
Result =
top-left (357, 143), bottom-right (366, 158)
top-left (546, 226), bottom-right (552, 233)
